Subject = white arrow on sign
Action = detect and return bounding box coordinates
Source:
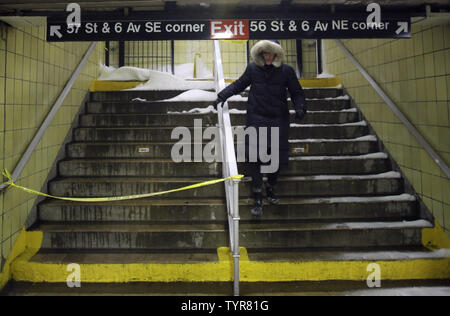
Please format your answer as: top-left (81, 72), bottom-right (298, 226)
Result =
top-left (50, 25), bottom-right (63, 38)
top-left (396, 22), bottom-right (409, 35)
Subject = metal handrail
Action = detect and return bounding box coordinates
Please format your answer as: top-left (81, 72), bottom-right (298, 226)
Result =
top-left (334, 39), bottom-right (450, 179)
top-left (0, 42), bottom-right (98, 191)
top-left (213, 40), bottom-right (241, 296)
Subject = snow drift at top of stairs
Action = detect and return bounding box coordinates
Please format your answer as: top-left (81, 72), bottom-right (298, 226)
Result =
top-left (97, 64), bottom-right (215, 90)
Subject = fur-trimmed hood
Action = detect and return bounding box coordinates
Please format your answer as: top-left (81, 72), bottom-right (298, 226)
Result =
top-left (250, 40), bottom-right (285, 68)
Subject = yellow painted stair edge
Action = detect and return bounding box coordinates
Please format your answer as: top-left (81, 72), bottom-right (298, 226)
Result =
top-left (90, 80), bottom-right (145, 92)
top-left (10, 249), bottom-right (450, 284)
top-left (423, 221), bottom-right (450, 250)
top-left (89, 77), bottom-right (342, 92)
top-left (4, 239), bottom-right (450, 286)
top-left (2, 221), bottom-right (449, 288)
top-left (0, 229), bottom-right (42, 290)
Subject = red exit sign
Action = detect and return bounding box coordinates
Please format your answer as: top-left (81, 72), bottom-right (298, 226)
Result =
top-left (210, 20), bottom-right (249, 40)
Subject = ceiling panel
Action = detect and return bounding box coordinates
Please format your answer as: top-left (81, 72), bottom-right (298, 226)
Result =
top-left (291, 0), bottom-right (450, 5)
top-left (0, 1), bottom-right (165, 12)
top-left (0, 0), bottom-right (447, 14)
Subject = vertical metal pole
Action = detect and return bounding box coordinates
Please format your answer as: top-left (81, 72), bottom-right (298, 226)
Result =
top-left (296, 39), bottom-right (303, 78)
top-left (166, 40), bottom-right (169, 73)
top-left (157, 40), bottom-right (160, 70)
top-left (131, 41), bottom-right (134, 67)
top-left (246, 41), bottom-right (250, 65)
top-left (171, 40), bottom-right (175, 75)
top-left (152, 41), bottom-right (155, 70)
top-left (147, 41), bottom-right (150, 69)
top-left (139, 41), bottom-right (142, 68)
top-left (233, 180), bottom-right (240, 296)
top-left (118, 41), bottom-right (125, 67)
top-left (105, 41), bottom-right (110, 66)
top-left (316, 39), bottom-right (323, 76)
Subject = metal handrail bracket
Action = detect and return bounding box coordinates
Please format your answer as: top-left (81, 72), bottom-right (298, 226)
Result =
top-left (0, 42), bottom-right (98, 191)
top-left (334, 39), bottom-right (450, 178)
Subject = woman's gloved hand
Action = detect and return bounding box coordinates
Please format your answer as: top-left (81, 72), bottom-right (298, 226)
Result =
top-left (213, 97), bottom-right (226, 110)
top-left (295, 108), bottom-right (307, 121)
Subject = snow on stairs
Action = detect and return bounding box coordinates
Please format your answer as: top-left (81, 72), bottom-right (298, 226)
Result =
top-left (9, 87), bottom-right (449, 295)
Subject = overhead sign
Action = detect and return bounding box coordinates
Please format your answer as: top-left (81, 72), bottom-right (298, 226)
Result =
top-left (47, 17), bottom-right (411, 42)
top-left (210, 20), bottom-right (250, 40)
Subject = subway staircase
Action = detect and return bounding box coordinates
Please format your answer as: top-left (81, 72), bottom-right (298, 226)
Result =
top-left (4, 85), bottom-right (450, 296)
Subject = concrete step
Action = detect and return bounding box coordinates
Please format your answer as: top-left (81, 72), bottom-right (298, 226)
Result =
top-left (89, 89), bottom-right (342, 102)
top-left (35, 222), bottom-right (229, 250)
top-left (240, 88), bottom-right (344, 99)
top-left (38, 195), bottom-right (418, 223)
top-left (48, 173), bottom-right (404, 198)
top-left (66, 141), bottom-right (202, 159)
top-left (304, 88), bottom-right (344, 99)
top-left (15, 247), bottom-right (447, 264)
top-left (90, 90), bottom-right (192, 102)
top-left (238, 220), bottom-right (431, 249)
top-left (87, 101), bottom-right (215, 114)
top-left (58, 159), bottom-right (221, 177)
top-left (232, 110), bottom-right (359, 125)
top-left (66, 137), bottom-right (379, 159)
top-left (86, 99), bottom-right (350, 114)
top-left (79, 110), bottom-right (359, 127)
top-left (73, 123), bottom-right (369, 142)
top-left (58, 154), bottom-right (391, 177)
top-left (305, 99), bottom-right (350, 111)
top-left (245, 247), bottom-right (449, 262)
top-left (80, 113), bottom-right (218, 127)
top-left (284, 153), bottom-right (391, 175)
top-left (32, 219), bottom-right (432, 250)
top-left (289, 136), bottom-right (379, 156)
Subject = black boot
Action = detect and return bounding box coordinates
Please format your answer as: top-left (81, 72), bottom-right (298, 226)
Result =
top-left (266, 183), bottom-right (279, 205)
top-left (251, 187), bottom-right (263, 217)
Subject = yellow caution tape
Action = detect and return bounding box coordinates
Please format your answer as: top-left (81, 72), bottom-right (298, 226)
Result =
top-left (1, 169), bottom-right (243, 203)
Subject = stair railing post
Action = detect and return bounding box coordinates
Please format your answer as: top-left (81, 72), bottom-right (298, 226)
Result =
top-left (213, 40), bottom-right (240, 296)
top-left (232, 178), bottom-right (240, 296)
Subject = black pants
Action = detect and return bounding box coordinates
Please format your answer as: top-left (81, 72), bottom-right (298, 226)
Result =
top-left (248, 162), bottom-right (280, 190)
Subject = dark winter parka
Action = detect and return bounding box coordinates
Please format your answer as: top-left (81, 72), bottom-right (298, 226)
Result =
top-left (217, 40), bottom-right (306, 167)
